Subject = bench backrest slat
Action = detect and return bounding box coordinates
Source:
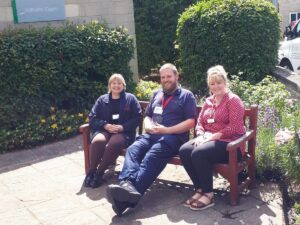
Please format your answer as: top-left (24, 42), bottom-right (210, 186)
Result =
top-left (137, 102), bottom-right (258, 141)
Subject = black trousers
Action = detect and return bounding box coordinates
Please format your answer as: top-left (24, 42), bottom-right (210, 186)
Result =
top-left (179, 139), bottom-right (241, 193)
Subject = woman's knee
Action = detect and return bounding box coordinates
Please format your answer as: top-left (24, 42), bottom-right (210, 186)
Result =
top-left (179, 142), bottom-right (194, 158)
top-left (91, 133), bottom-right (107, 145)
top-left (107, 134), bottom-right (125, 149)
top-left (190, 146), bottom-right (210, 161)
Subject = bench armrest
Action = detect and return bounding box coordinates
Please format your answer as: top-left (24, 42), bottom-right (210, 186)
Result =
top-left (227, 130), bottom-right (254, 152)
top-left (79, 123), bottom-right (90, 134)
top-left (78, 123), bottom-right (91, 174)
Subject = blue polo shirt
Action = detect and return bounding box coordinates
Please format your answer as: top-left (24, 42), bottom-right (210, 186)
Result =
top-left (145, 87), bottom-right (197, 148)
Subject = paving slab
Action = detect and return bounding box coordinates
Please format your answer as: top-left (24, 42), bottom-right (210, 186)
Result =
top-left (0, 135), bottom-right (286, 225)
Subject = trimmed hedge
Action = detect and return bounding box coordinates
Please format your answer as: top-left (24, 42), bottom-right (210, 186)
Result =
top-left (0, 21), bottom-right (134, 130)
top-left (133, 0), bottom-right (197, 76)
top-left (177, 0), bottom-right (281, 93)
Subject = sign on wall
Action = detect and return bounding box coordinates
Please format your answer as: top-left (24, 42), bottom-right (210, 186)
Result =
top-left (12, 0), bottom-right (66, 23)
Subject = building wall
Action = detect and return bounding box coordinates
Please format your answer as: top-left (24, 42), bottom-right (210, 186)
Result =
top-left (0, 0), bottom-right (138, 80)
top-left (279, 0), bottom-right (300, 31)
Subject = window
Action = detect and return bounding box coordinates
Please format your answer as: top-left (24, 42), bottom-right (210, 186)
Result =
top-left (289, 12), bottom-right (300, 28)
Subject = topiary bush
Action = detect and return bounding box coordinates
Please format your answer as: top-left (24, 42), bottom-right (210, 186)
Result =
top-left (133, 0), bottom-right (197, 76)
top-left (177, 0), bottom-right (281, 93)
top-left (0, 21), bottom-right (134, 130)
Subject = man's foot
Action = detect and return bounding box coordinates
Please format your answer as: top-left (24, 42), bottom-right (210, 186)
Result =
top-left (83, 170), bottom-right (96, 187)
top-left (111, 199), bottom-right (131, 216)
top-left (107, 181), bottom-right (141, 204)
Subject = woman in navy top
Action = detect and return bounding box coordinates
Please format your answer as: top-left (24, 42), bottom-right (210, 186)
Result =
top-left (83, 74), bottom-right (142, 188)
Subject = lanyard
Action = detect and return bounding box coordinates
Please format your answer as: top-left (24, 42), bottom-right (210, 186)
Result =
top-left (162, 95), bottom-right (173, 110)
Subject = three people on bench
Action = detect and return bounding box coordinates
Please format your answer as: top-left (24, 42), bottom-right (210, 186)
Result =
top-left (84, 63), bottom-right (245, 216)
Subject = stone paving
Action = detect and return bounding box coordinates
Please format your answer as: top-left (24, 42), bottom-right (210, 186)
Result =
top-left (0, 136), bottom-right (286, 225)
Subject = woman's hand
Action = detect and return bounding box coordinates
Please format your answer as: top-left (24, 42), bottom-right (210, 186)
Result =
top-left (194, 135), bottom-right (205, 147)
top-left (104, 124), bottom-right (123, 133)
top-left (114, 125), bottom-right (124, 133)
top-left (202, 132), bottom-right (223, 144)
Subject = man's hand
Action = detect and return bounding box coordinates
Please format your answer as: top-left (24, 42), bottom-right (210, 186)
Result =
top-left (149, 123), bottom-right (169, 134)
top-left (145, 122), bottom-right (169, 134)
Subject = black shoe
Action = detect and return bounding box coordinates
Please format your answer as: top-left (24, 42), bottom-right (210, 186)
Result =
top-left (90, 173), bottom-right (104, 188)
top-left (107, 181), bottom-right (141, 204)
top-left (112, 199), bottom-right (131, 216)
top-left (83, 170), bottom-right (96, 187)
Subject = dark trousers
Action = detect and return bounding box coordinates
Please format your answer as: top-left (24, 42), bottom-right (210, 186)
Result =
top-left (89, 132), bottom-right (126, 175)
top-left (179, 139), bottom-right (240, 193)
top-left (119, 134), bottom-right (179, 194)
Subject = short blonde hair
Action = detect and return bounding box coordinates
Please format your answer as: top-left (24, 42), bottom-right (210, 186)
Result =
top-left (207, 65), bottom-right (229, 87)
top-left (108, 73), bottom-right (126, 92)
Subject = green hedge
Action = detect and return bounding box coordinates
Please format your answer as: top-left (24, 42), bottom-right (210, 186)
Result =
top-left (0, 21), bottom-right (134, 130)
top-left (177, 0), bottom-right (280, 93)
top-left (133, 0), bottom-right (197, 76)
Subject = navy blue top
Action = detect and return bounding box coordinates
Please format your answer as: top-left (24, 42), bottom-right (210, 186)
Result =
top-left (89, 91), bottom-right (142, 146)
top-left (145, 87), bottom-right (197, 148)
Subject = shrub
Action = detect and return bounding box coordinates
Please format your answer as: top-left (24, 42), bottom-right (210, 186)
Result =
top-left (230, 75), bottom-right (300, 182)
top-left (295, 203), bottom-right (300, 224)
top-left (134, 80), bottom-right (160, 101)
top-left (133, 0), bottom-right (197, 76)
top-left (0, 21), bottom-right (134, 130)
top-left (0, 108), bottom-right (89, 152)
top-left (177, 0), bottom-right (281, 93)
top-left (230, 75), bottom-right (290, 117)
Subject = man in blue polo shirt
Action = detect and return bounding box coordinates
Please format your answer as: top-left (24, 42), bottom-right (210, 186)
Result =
top-left (107, 63), bottom-right (197, 216)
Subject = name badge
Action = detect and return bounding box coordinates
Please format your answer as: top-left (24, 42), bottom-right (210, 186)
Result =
top-left (207, 118), bottom-right (215, 124)
top-left (154, 106), bottom-right (163, 115)
top-left (112, 114), bottom-right (119, 120)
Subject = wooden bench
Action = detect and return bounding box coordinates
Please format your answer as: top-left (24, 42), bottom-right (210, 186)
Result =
top-left (79, 101), bottom-right (258, 205)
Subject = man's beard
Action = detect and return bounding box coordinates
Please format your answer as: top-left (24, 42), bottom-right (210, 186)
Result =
top-left (162, 82), bottom-right (178, 94)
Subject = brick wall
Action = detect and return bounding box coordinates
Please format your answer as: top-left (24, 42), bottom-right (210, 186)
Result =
top-left (0, 0), bottom-right (138, 80)
top-left (279, 0), bottom-right (300, 31)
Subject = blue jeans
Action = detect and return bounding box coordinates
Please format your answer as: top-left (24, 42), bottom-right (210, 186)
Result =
top-left (119, 134), bottom-right (180, 194)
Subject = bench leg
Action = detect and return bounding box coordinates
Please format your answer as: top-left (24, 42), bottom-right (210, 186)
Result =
top-left (248, 162), bottom-right (256, 189)
top-left (229, 174), bottom-right (239, 206)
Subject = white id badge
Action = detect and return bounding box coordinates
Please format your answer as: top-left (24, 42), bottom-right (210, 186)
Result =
top-left (154, 106), bottom-right (163, 115)
top-left (112, 114), bottom-right (119, 120)
top-left (207, 118), bottom-right (215, 124)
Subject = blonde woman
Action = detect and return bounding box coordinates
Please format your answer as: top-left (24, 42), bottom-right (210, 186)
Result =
top-left (83, 74), bottom-right (141, 188)
top-left (179, 65), bottom-right (245, 210)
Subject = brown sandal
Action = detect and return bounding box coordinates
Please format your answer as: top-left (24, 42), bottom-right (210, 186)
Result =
top-left (189, 193), bottom-right (215, 211)
top-left (183, 189), bottom-right (203, 207)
